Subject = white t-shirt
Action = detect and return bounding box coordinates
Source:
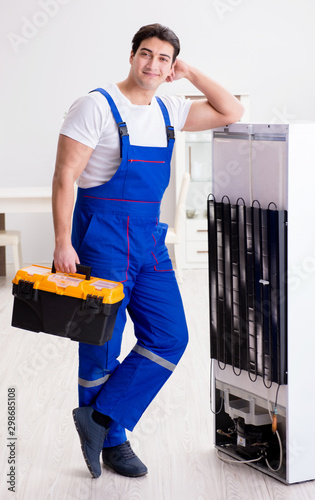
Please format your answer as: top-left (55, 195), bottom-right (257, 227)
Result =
top-left (60, 83), bottom-right (192, 188)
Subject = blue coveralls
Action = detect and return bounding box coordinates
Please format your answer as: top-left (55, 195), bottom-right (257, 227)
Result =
top-left (71, 89), bottom-right (189, 448)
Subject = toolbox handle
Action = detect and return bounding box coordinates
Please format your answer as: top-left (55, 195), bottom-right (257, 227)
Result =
top-left (51, 261), bottom-right (92, 281)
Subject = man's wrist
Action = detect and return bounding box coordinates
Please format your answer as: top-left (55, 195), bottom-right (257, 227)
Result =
top-left (55, 235), bottom-right (72, 247)
top-left (184, 65), bottom-right (204, 86)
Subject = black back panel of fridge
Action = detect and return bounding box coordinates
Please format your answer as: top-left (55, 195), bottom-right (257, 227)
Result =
top-left (208, 198), bottom-right (287, 386)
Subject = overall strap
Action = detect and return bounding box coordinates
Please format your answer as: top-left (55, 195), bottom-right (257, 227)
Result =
top-left (155, 97), bottom-right (175, 147)
top-left (90, 88), bottom-right (129, 157)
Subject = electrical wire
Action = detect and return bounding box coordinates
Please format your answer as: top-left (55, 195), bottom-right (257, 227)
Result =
top-left (209, 358), bottom-right (224, 415)
top-left (216, 448), bottom-right (264, 465)
top-left (265, 398), bottom-right (283, 472)
top-left (274, 383), bottom-right (281, 408)
top-left (265, 428), bottom-right (283, 472)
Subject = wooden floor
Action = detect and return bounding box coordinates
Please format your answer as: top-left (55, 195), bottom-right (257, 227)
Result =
top-left (1, 265), bottom-right (315, 500)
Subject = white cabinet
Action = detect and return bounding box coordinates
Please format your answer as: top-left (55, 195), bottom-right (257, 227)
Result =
top-left (173, 93), bottom-right (250, 269)
top-left (186, 218), bottom-right (208, 264)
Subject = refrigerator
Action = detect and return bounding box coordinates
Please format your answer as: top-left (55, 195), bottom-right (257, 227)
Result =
top-left (208, 122), bottom-right (315, 484)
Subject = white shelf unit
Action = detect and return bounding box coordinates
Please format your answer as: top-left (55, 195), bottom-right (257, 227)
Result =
top-left (173, 93), bottom-right (250, 270)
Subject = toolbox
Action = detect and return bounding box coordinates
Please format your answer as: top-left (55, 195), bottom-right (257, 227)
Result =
top-left (11, 263), bottom-right (124, 345)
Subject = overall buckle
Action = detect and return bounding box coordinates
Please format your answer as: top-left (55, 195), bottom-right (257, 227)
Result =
top-left (166, 126), bottom-right (175, 142)
top-left (118, 122), bottom-right (129, 158)
top-left (118, 122), bottom-right (129, 137)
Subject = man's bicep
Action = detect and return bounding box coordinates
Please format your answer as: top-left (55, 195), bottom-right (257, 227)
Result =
top-left (182, 99), bottom-right (232, 132)
top-left (55, 134), bottom-right (94, 181)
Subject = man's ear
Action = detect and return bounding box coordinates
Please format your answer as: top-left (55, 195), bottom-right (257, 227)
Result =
top-left (168, 58), bottom-right (176, 76)
top-left (129, 50), bottom-right (135, 65)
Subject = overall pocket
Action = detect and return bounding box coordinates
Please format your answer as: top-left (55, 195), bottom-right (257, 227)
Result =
top-left (151, 223), bottom-right (173, 272)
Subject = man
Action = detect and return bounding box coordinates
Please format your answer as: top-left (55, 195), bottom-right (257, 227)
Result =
top-left (52, 23), bottom-right (244, 479)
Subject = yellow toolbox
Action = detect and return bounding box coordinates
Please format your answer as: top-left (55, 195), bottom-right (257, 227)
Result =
top-left (11, 264), bottom-right (124, 345)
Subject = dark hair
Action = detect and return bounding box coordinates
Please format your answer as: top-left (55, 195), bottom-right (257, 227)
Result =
top-left (132, 23), bottom-right (180, 63)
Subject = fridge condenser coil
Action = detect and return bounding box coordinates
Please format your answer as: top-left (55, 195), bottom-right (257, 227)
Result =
top-left (207, 195), bottom-right (287, 386)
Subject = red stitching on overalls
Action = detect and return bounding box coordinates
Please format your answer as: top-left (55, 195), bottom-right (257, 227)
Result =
top-left (128, 160), bottom-right (165, 164)
top-left (151, 252), bottom-right (172, 272)
top-left (121, 216), bottom-right (130, 283)
top-left (152, 234), bottom-right (157, 246)
top-left (83, 196), bottom-right (161, 204)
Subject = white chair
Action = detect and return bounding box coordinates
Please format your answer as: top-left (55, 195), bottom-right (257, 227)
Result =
top-left (0, 230), bottom-right (23, 274)
top-left (165, 172), bottom-right (190, 283)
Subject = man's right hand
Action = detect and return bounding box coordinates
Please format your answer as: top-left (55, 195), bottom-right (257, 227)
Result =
top-left (53, 242), bottom-right (80, 274)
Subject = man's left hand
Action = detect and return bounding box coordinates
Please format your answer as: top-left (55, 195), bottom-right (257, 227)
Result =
top-left (166, 59), bottom-right (190, 83)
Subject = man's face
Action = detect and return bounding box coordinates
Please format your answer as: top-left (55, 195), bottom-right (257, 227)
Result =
top-left (129, 37), bottom-right (175, 91)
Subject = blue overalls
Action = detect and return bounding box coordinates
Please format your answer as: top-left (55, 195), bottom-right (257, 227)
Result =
top-left (71, 89), bottom-right (189, 448)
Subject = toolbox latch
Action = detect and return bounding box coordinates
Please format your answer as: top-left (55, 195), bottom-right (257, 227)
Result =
top-left (13, 280), bottom-right (38, 301)
top-left (83, 294), bottom-right (104, 314)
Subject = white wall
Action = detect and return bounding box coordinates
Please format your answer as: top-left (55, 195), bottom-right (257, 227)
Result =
top-left (1, 0), bottom-right (315, 264)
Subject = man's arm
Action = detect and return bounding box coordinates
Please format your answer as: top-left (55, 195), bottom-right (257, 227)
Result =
top-left (52, 134), bottom-right (94, 274)
top-left (167, 59), bottom-right (244, 131)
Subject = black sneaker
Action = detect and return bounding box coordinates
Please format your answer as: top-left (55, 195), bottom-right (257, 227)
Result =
top-left (73, 406), bottom-right (109, 478)
top-left (102, 441), bottom-right (148, 477)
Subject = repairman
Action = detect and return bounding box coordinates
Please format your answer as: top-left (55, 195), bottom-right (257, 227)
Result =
top-left (52, 23), bottom-right (244, 479)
